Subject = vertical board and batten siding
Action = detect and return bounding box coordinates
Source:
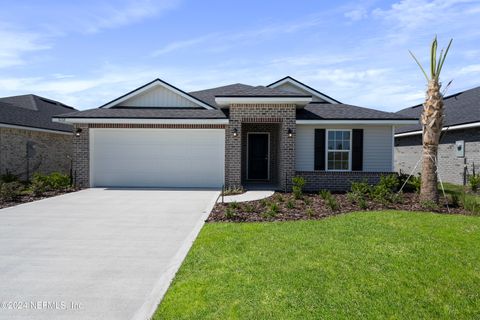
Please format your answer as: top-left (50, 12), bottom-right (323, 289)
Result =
top-left (273, 83), bottom-right (326, 102)
top-left (295, 125), bottom-right (393, 172)
top-left (118, 86), bottom-right (199, 108)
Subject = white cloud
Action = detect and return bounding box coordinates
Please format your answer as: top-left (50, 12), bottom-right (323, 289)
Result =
top-left (457, 64), bottom-right (480, 75)
top-left (344, 8), bottom-right (368, 21)
top-left (81, 0), bottom-right (180, 34)
top-left (0, 26), bottom-right (50, 68)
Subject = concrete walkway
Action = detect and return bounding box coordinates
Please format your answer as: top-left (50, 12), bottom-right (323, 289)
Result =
top-left (222, 190), bottom-right (274, 203)
top-left (0, 188), bottom-right (219, 320)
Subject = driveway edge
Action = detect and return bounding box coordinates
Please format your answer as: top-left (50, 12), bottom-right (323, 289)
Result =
top-left (131, 191), bottom-right (220, 320)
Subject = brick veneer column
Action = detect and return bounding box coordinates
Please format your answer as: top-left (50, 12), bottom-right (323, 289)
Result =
top-left (72, 124), bottom-right (89, 188)
top-left (225, 104), bottom-right (296, 191)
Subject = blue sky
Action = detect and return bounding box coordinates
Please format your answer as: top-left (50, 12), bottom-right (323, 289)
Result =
top-left (0, 0), bottom-right (479, 111)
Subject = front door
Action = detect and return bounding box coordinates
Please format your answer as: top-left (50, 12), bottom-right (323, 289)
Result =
top-left (247, 133), bottom-right (269, 180)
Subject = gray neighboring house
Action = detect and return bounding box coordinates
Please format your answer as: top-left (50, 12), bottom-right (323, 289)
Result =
top-left (0, 94), bottom-right (75, 180)
top-left (53, 76), bottom-right (416, 191)
top-left (395, 86), bottom-right (480, 185)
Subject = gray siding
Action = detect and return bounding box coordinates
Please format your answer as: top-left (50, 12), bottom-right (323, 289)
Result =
top-left (296, 125), bottom-right (393, 172)
top-left (395, 127), bottom-right (480, 184)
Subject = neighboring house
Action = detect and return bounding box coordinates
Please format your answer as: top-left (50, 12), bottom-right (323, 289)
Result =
top-left (0, 95), bottom-right (75, 180)
top-left (395, 86), bottom-right (480, 185)
top-left (53, 76), bottom-right (416, 191)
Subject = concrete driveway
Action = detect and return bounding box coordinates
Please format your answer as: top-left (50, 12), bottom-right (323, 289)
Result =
top-left (0, 188), bottom-right (219, 320)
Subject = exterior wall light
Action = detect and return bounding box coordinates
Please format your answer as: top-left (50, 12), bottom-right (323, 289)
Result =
top-left (233, 128), bottom-right (238, 137)
top-left (75, 128), bottom-right (82, 137)
top-left (287, 128), bottom-right (293, 137)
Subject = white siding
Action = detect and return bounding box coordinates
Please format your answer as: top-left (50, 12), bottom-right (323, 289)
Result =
top-left (295, 125), bottom-right (393, 171)
top-left (274, 82), bottom-right (326, 102)
top-left (118, 86), bottom-right (198, 108)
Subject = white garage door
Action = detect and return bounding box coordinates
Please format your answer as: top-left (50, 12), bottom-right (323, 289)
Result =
top-left (90, 128), bottom-right (225, 188)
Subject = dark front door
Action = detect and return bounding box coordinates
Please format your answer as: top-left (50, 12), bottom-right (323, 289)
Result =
top-left (247, 133), bottom-right (269, 180)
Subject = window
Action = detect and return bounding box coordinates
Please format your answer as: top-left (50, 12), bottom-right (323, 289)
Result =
top-left (327, 130), bottom-right (351, 171)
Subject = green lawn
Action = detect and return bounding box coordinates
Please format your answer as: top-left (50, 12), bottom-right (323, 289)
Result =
top-left (154, 211), bottom-right (480, 319)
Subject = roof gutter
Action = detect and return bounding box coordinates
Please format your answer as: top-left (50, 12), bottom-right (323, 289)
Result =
top-left (0, 123), bottom-right (72, 135)
top-left (52, 118), bottom-right (229, 125)
top-left (296, 119), bottom-right (419, 125)
top-left (395, 121), bottom-right (480, 137)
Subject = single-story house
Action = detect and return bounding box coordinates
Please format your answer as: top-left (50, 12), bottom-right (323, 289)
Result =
top-left (0, 94), bottom-right (75, 180)
top-left (395, 86), bottom-right (480, 185)
top-left (53, 76), bottom-right (416, 191)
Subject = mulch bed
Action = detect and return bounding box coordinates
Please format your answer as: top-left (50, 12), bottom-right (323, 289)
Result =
top-left (208, 192), bottom-right (469, 223)
top-left (0, 189), bottom-right (76, 210)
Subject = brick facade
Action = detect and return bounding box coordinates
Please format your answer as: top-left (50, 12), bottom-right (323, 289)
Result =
top-left (296, 171), bottom-right (392, 192)
top-left (0, 127), bottom-right (72, 180)
top-left (395, 128), bottom-right (480, 185)
top-left (225, 104), bottom-right (296, 191)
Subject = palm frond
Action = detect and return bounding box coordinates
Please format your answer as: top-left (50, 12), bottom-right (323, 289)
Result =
top-left (436, 38), bottom-right (453, 80)
top-left (431, 36), bottom-right (437, 79)
top-left (409, 50), bottom-right (429, 81)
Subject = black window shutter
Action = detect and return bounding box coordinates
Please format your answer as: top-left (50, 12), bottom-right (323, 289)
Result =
top-left (314, 129), bottom-right (325, 171)
top-left (352, 129), bottom-right (363, 171)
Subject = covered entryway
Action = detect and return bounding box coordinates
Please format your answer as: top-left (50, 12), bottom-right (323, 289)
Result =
top-left (90, 128), bottom-right (225, 188)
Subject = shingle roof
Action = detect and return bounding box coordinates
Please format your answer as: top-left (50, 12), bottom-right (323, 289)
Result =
top-left (56, 107), bottom-right (227, 119)
top-left (297, 103), bottom-right (415, 120)
top-left (395, 86), bottom-right (480, 134)
top-left (189, 83), bottom-right (310, 109)
top-left (0, 94), bottom-right (76, 132)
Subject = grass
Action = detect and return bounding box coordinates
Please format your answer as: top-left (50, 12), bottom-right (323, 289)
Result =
top-left (442, 182), bottom-right (480, 214)
top-left (154, 211), bottom-right (480, 319)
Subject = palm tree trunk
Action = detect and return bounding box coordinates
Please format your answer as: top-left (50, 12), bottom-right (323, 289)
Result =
top-left (420, 80), bottom-right (444, 203)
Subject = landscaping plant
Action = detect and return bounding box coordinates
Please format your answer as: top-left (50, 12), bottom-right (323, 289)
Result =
top-left (468, 173), bottom-right (480, 192)
top-left (292, 176), bottom-right (306, 200)
top-left (0, 181), bottom-right (23, 202)
top-left (409, 36), bottom-right (453, 203)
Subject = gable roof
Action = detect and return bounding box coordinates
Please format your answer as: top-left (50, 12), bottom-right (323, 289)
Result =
top-left (100, 78), bottom-right (215, 110)
top-left (395, 86), bottom-right (480, 134)
top-left (267, 76), bottom-right (341, 104)
top-left (0, 94), bottom-right (75, 132)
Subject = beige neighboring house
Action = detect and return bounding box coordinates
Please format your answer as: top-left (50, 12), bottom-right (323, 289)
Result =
top-left (0, 94), bottom-right (75, 180)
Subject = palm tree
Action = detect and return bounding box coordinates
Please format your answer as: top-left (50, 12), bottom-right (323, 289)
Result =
top-left (409, 36), bottom-right (452, 204)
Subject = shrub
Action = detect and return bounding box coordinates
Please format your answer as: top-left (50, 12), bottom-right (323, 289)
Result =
top-left (275, 193), bottom-right (284, 202)
top-left (326, 197), bottom-right (339, 211)
top-left (350, 180), bottom-right (371, 198)
top-left (319, 189), bottom-right (331, 200)
top-left (306, 207), bottom-right (314, 218)
top-left (358, 197), bottom-right (368, 210)
top-left (260, 198), bottom-right (269, 207)
top-left (31, 172), bottom-right (71, 193)
top-left (243, 203), bottom-right (254, 213)
top-left (292, 176), bottom-right (306, 200)
top-left (0, 182), bottom-right (23, 201)
top-left (228, 201), bottom-right (240, 210)
top-left (346, 192), bottom-right (357, 203)
top-left (378, 174), bottom-right (400, 192)
top-left (450, 193), bottom-right (460, 207)
top-left (1, 171), bottom-right (19, 183)
top-left (398, 172), bottom-right (421, 193)
top-left (469, 174), bottom-right (480, 192)
top-left (286, 199), bottom-right (295, 209)
top-left (371, 184), bottom-right (393, 204)
top-left (225, 207), bottom-right (237, 219)
top-left (421, 199), bottom-right (439, 211)
top-left (304, 197), bottom-right (312, 206)
top-left (269, 202), bottom-right (279, 214)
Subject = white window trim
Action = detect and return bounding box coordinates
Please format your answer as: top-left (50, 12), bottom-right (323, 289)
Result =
top-left (325, 129), bottom-right (352, 172)
top-left (246, 132), bottom-right (270, 180)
